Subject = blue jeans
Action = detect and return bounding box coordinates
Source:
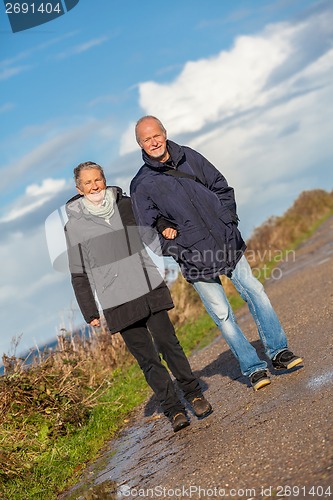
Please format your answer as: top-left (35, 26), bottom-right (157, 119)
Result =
top-left (192, 255), bottom-right (288, 377)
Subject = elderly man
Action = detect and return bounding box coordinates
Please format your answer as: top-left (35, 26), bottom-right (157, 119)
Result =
top-left (130, 116), bottom-right (303, 391)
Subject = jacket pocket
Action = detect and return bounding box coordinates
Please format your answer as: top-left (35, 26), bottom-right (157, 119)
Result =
top-left (177, 226), bottom-right (208, 248)
top-left (93, 263), bottom-right (119, 295)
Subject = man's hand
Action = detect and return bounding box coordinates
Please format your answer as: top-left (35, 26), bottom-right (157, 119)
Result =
top-left (162, 227), bottom-right (178, 239)
top-left (90, 318), bottom-right (100, 327)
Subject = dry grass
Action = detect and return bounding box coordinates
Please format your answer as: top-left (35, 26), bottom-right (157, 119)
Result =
top-left (246, 189), bottom-right (333, 268)
top-left (0, 323), bottom-right (130, 483)
top-left (168, 274), bottom-right (206, 325)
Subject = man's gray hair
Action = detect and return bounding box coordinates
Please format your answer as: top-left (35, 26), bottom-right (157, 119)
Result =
top-left (74, 161), bottom-right (106, 187)
top-left (135, 115), bottom-right (167, 144)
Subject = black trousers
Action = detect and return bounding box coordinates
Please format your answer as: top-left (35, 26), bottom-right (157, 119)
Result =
top-left (120, 310), bottom-right (202, 420)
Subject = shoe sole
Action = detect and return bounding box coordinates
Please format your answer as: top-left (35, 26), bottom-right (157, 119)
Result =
top-left (273, 357), bottom-right (303, 370)
top-left (194, 406), bottom-right (213, 419)
top-left (173, 421), bottom-right (190, 432)
top-left (286, 357), bottom-right (303, 370)
top-left (253, 378), bottom-right (271, 391)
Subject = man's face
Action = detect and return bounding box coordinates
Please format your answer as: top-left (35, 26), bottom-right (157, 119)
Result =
top-left (77, 168), bottom-right (106, 205)
top-left (136, 118), bottom-right (169, 162)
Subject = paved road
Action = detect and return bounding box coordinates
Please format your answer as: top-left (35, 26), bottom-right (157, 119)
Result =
top-left (61, 217), bottom-right (333, 500)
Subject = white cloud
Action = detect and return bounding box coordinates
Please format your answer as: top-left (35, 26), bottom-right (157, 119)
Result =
top-left (119, 120), bottom-right (137, 156)
top-left (0, 178), bottom-right (68, 223)
top-left (2, 120), bottom-right (100, 190)
top-left (190, 79), bottom-right (333, 207)
top-left (26, 178), bottom-right (66, 197)
top-left (0, 116), bottom-right (120, 238)
top-left (139, 32), bottom-right (286, 133)
top-left (0, 226), bottom-right (74, 355)
top-left (120, 5), bottom-right (333, 156)
top-left (1, 198), bottom-right (50, 223)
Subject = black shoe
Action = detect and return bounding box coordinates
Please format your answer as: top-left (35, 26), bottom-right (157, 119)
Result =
top-left (171, 412), bottom-right (190, 432)
top-left (272, 350), bottom-right (303, 370)
top-left (250, 370), bottom-right (271, 391)
top-left (190, 395), bottom-right (213, 418)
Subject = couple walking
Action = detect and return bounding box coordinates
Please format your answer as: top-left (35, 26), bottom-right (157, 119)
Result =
top-left (65, 116), bottom-right (303, 432)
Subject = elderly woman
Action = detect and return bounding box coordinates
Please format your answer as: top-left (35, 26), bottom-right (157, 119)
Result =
top-left (64, 161), bottom-right (212, 432)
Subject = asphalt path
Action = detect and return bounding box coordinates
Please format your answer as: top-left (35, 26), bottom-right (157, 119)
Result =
top-left (61, 216), bottom-right (333, 500)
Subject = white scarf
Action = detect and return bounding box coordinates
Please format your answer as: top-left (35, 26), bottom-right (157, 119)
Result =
top-left (82, 189), bottom-right (116, 222)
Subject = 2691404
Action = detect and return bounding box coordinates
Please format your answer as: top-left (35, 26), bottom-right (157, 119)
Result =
top-left (275, 485), bottom-right (332, 497)
top-left (5, 2), bottom-right (62, 14)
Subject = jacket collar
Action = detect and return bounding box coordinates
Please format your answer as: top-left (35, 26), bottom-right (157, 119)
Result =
top-left (142, 140), bottom-right (185, 171)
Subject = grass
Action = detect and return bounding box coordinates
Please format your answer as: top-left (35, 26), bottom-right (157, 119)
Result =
top-left (1, 364), bottom-right (150, 499)
top-left (176, 313), bottom-right (217, 354)
top-left (1, 189), bottom-right (333, 498)
top-left (0, 315), bottom-right (222, 499)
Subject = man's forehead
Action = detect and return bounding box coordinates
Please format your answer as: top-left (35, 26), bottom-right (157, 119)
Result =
top-left (138, 120), bottom-right (163, 135)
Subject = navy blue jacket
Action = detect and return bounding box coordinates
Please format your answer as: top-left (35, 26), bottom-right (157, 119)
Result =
top-left (130, 140), bottom-right (246, 282)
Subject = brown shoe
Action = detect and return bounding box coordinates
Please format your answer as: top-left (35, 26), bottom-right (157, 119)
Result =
top-left (190, 395), bottom-right (213, 418)
top-left (172, 412), bottom-right (190, 432)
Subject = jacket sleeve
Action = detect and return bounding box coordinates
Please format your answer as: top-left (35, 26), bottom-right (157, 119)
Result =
top-left (130, 186), bottom-right (174, 255)
top-left (64, 225), bottom-right (100, 323)
top-left (188, 148), bottom-right (239, 224)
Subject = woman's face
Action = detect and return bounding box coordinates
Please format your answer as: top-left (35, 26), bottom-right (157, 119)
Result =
top-left (77, 168), bottom-right (106, 205)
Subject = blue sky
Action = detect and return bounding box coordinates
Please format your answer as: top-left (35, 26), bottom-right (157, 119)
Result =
top-left (0, 0), bottom-right (332, 357)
